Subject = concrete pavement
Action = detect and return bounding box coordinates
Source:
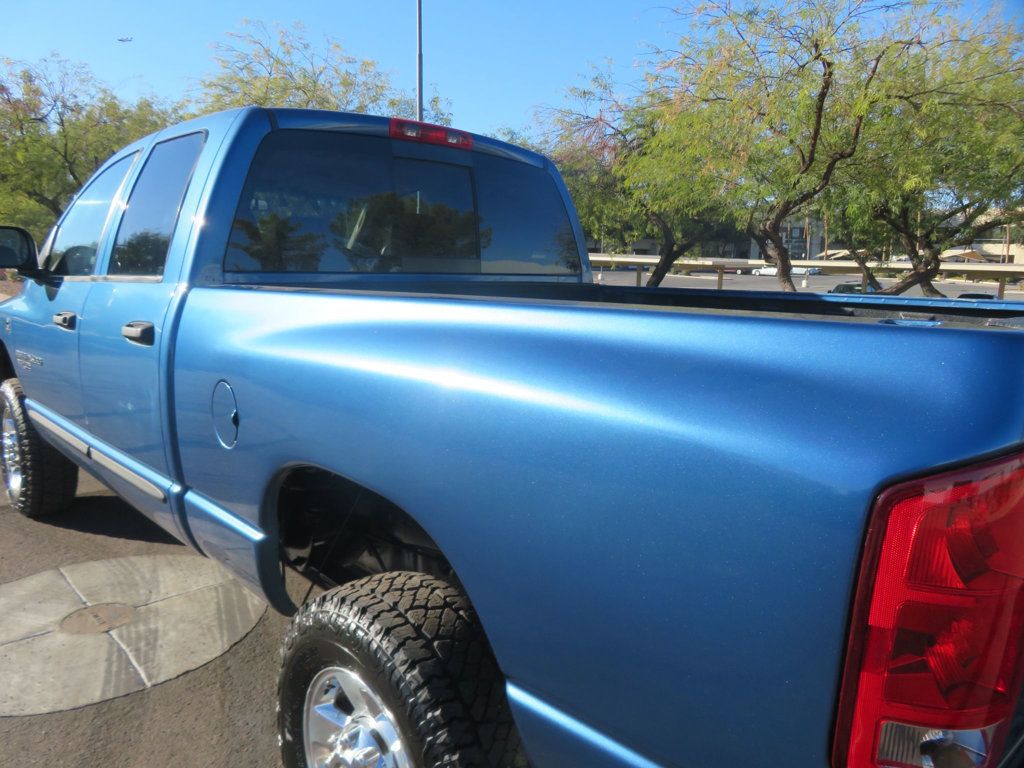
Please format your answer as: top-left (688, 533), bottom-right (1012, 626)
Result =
top-left (0, 554), bottom-right (265, 716)
top-left (0, 471), bottom-right (288, 768)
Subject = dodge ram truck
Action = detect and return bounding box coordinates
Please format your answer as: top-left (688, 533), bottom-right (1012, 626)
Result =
top-left (0, 107), bottom-right (1022, 768)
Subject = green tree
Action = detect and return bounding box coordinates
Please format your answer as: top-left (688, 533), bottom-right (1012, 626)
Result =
top-left (550, 132), bottom-right (634, 254)
top-left (0, 56), bottom-right (174, 242)
top-left (543, 70), bottom-right (735, 287)
top-left (818, 190), bottom-right (889, 291)
top-left (229, 213), bottom-right (325, 271)
top-left (619, 108), bottom-right (744, 285)
top-left (640, 0), bottom-right (937, 291)
top-left (834, 10), bottom-right (1024, 296)
top-left (195, 20), bottom-right (451, 124)
top-left (540, 69), bottom-right (641, 255)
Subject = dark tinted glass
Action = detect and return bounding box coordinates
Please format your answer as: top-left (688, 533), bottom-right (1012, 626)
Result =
top-left (0, 228), bottom-right (33, 268)
top-left (109, 132), bottom-right (205, 276)
top-left (475, 154), bottom-right (581, 274)
top-left (46, 154), bottom-right (136, 276)
top-left (226, 130), bottom-right (580, 275)
top-left (389, 159), bottom-right (478, 270)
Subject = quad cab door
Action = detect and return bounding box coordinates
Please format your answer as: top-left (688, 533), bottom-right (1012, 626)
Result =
top-left (77, 132), bottom-right (206, 537)
top-left (10, 154), bottom-right (138, 426)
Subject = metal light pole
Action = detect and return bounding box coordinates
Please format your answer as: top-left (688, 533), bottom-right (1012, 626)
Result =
top-left (416, 0), bottom-right (424, 121)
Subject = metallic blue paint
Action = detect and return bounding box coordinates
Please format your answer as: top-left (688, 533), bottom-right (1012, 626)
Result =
top-left (171, 283), bottom-right (1024, 767)
top-left (78, 280), bottom-right (178, 476)
top-left (184, 489), bottom-right (265, 542)
top-left (3, 106), bottom-right (1023, 768)
top-left (506, 684), bottom-right (662, 768)
top-left (181, 489), bottom-right (276, 601)
top-left (7, 280), bottom-right (93, 423)
top-left (22, 398), bottom-right (186, 540)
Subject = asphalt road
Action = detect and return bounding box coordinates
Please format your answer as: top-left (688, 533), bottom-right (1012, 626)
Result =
top-left (594, 268), bottom-right (1024, 299)
top-left (0, 471), bottom-right (288, 768)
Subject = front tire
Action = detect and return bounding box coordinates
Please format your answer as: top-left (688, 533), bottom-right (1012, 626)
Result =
top-left (0, 379), bottom-right (78, 518)
top-left (278, 572), bottom-right (529, 768)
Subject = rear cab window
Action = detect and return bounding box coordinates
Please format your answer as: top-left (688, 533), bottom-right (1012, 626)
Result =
top-left (225, 130), bottom-right (581, 276)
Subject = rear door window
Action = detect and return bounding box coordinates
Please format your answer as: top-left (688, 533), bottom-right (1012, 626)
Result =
top-left (226, 129), bottom-right (580, 275)
top-left (109, 132), bottom-right (206, 277)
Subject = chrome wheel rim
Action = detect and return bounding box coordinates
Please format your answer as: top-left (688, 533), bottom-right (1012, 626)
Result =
top-left (303, 666), bottom-right (411, 768)
top-left (1, 410), bottom-right (22, 503)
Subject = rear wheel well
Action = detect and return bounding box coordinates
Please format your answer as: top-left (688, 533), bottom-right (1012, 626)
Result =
top-left (275, 466), bottom-right (456, 593)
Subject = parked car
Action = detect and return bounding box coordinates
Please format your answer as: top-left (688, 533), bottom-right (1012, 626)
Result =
top-left (829, 281), bottom-right (878, 294)
top-left (753, 265), bottom-right (821, 276)
top-left (1, 108), bottom-right (1023, 768)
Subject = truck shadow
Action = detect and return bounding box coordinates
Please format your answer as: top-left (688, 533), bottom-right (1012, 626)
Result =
top-left (42, 495), bottom-right (182, 546)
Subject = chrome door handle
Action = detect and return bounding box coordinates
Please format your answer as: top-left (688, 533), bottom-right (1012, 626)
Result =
top-left (52, 311), bottom-right (76, 330)
top-left (121, 321), bottom-right (154, 345)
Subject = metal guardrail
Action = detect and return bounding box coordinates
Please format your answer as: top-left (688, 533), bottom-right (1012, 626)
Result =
top-left (588, 254), bottom-right (1024, 296)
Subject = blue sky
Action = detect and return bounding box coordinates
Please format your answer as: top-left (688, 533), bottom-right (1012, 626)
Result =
top-left (3, 1), bottom-right (1021, 136)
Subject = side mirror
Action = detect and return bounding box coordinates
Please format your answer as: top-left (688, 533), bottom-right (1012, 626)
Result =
top-left (0, 226), bottom-right (41, 275)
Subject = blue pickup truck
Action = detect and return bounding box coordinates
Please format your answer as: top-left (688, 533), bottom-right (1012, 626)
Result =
top-left (0, 107), bottom-right (1023, 768)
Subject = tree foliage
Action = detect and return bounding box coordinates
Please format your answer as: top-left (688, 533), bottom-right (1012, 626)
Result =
top-left (639, 0), bottom-right (937, 290)
top-left (541, 67), bottom-right (738, 287)
top-left (0, 56), bottom-right (174, 241)
top-left (827, 9), bottom-right (1024, 295)
top-left (194, 20), bottom-right (451, 124)
top-left (536, 0), bottom-right (1023, 293)
top-left (817, 188), bottom-right (889, 290)
top-left (537, 82), bottom-right (641, 256)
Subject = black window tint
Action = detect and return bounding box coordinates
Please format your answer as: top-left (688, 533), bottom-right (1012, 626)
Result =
top-left (227, 132), bottom-right (388, 272)
top-left (226, 129), bottom-right (579, 275)
top-left (227, 132), bottom-right (479, 274)
top-left (388, 159), bottom-right (478, 270)
top-left (475, 154), bottom-right (581, 274)
top-left (46, 154), bottom-right (136, 276)
top-left (109, 132), bottom-right (205, 276)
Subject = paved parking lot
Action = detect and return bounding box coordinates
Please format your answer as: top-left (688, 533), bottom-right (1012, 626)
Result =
top-left (0, 472), bottom-right (288, 768)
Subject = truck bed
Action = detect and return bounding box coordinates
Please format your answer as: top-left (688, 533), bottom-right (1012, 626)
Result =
top-left (222, 276), bottom-right (1024, 329)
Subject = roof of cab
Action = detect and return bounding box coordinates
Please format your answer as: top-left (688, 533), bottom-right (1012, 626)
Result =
top-left (264, 107), bottom-right (548, 168)
top-left (100, 105), bottom-right (550, 183)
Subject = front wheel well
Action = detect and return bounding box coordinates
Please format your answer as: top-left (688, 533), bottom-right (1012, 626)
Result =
top-left (0, 339), bottom-right (15, 382)
top-left (274, 466), bottom-right (456, 594)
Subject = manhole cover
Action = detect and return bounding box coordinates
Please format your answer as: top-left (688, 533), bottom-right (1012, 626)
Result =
top-left (60, 603), bottom-right (136, 634)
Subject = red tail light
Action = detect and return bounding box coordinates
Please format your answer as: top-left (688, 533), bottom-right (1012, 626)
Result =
top-left (388, 118), bottom-right (472, 150)
top-left (834, 450), bottom-right (1024, 768)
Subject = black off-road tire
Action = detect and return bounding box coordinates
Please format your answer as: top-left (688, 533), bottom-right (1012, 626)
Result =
top-left (0, 378), bottom-right (79, 518)
top-left (278, 571), bottom-right (530, 768)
